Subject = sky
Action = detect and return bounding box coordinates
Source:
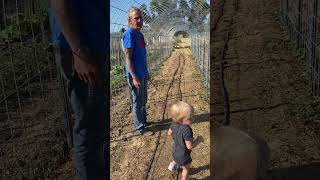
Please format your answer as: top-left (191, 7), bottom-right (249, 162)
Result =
top-left (110, 0), bottom-right (152, 32)
top-left (110, 0), bottom-right (211, 33)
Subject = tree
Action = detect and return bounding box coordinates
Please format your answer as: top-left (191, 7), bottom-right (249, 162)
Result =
top-left (179, 0), bottom-right (190, 14)
top-left (140, 3), bottom-right (152, 23)
top-left (150, 0), bottom-right (178, 16)
top-left (160, 0), bottom-right (177, 10)
top-left (119, 27), bottom-right (125, 34)
top-left (148, 0), bottom-right (209, 33)
top-left (187, 0), bottom-right (209, 30)
top-left (150, 0), bottom-right (160, 16)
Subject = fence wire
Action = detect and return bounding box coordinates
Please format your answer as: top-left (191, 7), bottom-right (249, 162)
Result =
top-left (191, 32), bottom-right (210, 97)
top-left (110, 33), bottom-right (172, 96)
top-left (110, 31), bottom-right (210, 99)
top-left (280, 0), bottom-right (320, 96)
top-left (0, 0), bottom-right (69, 179)
top-left (110, 0), bottom-right (210, 110)
top-left (0, 0), bottom-right (209, 178)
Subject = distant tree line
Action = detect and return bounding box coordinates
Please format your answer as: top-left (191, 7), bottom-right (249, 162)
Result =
top-left (135, 0), bottom-right (209, 32)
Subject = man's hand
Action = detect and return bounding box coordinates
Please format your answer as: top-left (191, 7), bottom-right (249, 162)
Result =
top-left (73, 48), bottom-right (102, 86)
top-left (132, 76), bottom-right (141, 89)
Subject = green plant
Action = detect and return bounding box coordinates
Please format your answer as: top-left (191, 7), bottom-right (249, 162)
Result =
top-left (0, 12), bottom-right (48, 42)
top-left (111, 64), bottom-right (124, 76)
top-left (110, 64), bottom-right (126, 91)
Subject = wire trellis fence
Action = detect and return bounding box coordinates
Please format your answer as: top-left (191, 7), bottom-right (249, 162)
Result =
top-left (191, 32), bottom-right (210, 97)
top-left (110, 31), bottom-right (210, 97)
top-left (110, 32), bottom-right (172, 96)
top-left (0, 0), bottom-right (69, 179)
top-left (0, 0), bottom-right (210, 178)
top-left (280, 0), bottom-right (320, 96)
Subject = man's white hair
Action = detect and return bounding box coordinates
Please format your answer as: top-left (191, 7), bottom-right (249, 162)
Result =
top-left (128, 7), bottom-right (141, 17)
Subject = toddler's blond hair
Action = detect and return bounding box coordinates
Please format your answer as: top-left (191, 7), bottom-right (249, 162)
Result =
top-left (169, 101), bottom-right (194, 123)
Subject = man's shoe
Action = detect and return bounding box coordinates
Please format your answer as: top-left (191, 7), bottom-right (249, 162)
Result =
top-left (132, 130), bottom-right (143, 136)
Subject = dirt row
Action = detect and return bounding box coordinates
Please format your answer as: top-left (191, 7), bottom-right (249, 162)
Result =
top-left (211, 0), bottom-right (320, 179)
top-left (0, 80), bottom-right (69, 179)
top-left (110, 39), bottom-right (210, 180)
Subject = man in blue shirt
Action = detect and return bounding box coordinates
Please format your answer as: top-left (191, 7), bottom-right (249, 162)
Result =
top-left (49, 1), bottom-right (107, 179)
top-left (122, 7), bottom-right (152, 136)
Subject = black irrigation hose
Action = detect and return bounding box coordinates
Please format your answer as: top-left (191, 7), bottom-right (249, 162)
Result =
top-left (178, 54), bottom-right (185, 101)
top-left (174, 53), bottom-right (185, 180)
top-left (220, 41), bottom-right (231, 126)
top-left (212, 0), bottom-right (226, 32)
top-left (143, 52), bottom-right (183, 180)
top-left (217, 0), bottom-right (240, 126)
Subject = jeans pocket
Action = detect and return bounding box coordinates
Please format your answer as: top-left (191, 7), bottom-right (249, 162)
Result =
top-left (54, 46), bottom-right (74, 82)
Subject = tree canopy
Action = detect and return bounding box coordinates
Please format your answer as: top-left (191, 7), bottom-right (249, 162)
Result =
top-left (147, 0), bottom-right (209, 33)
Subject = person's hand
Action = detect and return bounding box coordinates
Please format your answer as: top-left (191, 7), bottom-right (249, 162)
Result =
top-left (73, 48), bottom-right (102, 86)
top-left (132, 76), bottom-right (141, 89)
top-left (195, 135), bottom-right (204, 143)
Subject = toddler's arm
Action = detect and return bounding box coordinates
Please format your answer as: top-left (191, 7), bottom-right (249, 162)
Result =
top-left (185, 136), bottom-right (204, 150)
top-left (167, 128), bottom-right (173, 136)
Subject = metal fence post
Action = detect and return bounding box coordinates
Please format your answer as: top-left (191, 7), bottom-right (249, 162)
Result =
top-left (203, 36), bottom-right (205, 77)
top-left (285, 0), bottom-right (289, 25)
top-left (312, 0), bottom-right (318, 95)
top-left (297, 0), bottom-right (302, 48)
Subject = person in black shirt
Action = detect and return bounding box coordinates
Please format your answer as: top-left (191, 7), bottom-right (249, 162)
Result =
top-left (167, 101), bottom-right (204, 180)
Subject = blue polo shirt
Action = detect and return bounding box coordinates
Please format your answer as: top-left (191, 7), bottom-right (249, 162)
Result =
top-left (122, 27), bottom-right (148, 79)
top-left (48, 0), bottom-right (107, 55)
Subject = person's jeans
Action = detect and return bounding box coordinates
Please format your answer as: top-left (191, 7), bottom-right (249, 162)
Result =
top-left (54, 46), bottom-right (107, 180)
top-left (127, 75), bottom-right (148, 132)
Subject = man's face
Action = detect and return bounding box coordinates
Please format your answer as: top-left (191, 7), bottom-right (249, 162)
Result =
top-left (129, 10), bottom-right (143, 31)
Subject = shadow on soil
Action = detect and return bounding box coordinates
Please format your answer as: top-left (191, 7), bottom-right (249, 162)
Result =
top-left (146, 113), bottom-right (211, 133)
top-left (269, 162), bottom-right (320, 180)
top-left (190, 164), bottom-right (210, 180)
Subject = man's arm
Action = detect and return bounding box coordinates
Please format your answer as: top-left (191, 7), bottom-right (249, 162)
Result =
top-left (50, 0), bottom-right (81, 51)
top-left (124, 48), bottom-right (141, 89)
top-left (50, 0), bottom-right (102, 86)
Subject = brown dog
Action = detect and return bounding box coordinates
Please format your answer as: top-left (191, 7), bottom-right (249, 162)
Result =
top-left (211, 126), bottom-right (270, 180)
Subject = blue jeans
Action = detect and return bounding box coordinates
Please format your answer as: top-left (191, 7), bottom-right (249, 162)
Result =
top-left (127, 75), bottom-right (148, 132)
top-left (54, 46), bottom-right (107, 180)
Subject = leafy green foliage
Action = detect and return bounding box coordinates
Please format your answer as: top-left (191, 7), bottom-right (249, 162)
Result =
top-left (111, 64), bottom-right (126, 91)
top-left (148, 0), bottom-right (209, 32)
top-left (0, 13), bottom-right (49, 42)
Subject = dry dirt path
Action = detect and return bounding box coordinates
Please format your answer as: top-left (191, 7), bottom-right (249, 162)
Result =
top-left (110, 39), bottom-right (210, 180)
top-left (211, 0), bottom-right (320, 179)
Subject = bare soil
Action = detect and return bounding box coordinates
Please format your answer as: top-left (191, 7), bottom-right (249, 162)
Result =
top-left (0, 80), bottom-right (70, 179)
top-left (211, 0), bottom-right (320, 179)
top-left (110, 39), bottom-right (210, 180)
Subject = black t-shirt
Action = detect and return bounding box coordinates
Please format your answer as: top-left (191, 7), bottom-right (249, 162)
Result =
top-left (170, 122), bottom-right (193, 166)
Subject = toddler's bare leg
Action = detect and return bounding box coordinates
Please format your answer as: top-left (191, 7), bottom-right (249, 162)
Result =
top-left (180, 164), bottom-right (190, 180)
